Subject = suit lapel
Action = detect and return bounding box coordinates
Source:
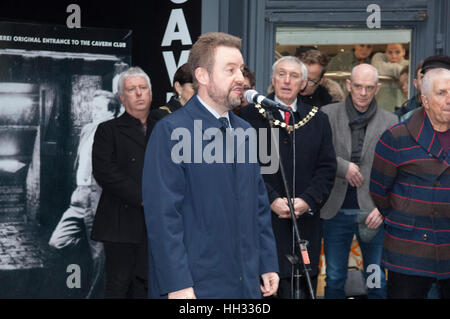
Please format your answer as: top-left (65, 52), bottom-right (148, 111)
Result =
top-left (407, 108), bottom-right (446, 161)
top-left (334, 102), bottom-right (352, 158)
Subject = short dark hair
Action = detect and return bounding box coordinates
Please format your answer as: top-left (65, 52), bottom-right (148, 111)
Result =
top-left (242, 65), bottom-right (255, 88)
top-left (172, 63), bottom-right (193, 95)
top-left (299, 49), bottom-right (329, 77)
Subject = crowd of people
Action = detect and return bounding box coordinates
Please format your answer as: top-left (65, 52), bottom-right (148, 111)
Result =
top-left (67, 31), bottom-right (450, 299)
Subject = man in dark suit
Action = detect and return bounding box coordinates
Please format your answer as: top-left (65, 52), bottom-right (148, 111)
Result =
top-left (240, 56), bottom-right (337, 299)
top-left (91, 67), bottom-right (152, 298)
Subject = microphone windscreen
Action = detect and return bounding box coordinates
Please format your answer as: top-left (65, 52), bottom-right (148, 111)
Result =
top-left (244, 89), bottom-right (258, 104)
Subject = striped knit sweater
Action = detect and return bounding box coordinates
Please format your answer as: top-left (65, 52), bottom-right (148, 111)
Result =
top-left (370, 107), bottom-right (450, 279)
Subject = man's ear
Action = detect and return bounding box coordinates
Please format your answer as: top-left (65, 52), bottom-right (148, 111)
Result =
top-left (420, 93), bottom-right (428, 109)
top-left (413, 78), bottom-right (418, 90)
top-left (195, 67), bottom-right (209, 86)
top-left (345, 79), bottom-right (352, 93)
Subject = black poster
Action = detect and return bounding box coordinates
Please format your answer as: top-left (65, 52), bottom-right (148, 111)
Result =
top-left (0, 0), bottom-right (202, 299)
top-left (0, 21), bottom-right (131, 298)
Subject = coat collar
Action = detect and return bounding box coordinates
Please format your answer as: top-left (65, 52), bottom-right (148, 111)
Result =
top-left (332, 99), bottom-right (380, 160)
top-left (116, 111), bottom-right (149, 147)
top-left (184, 94), bottom-right (244, 131)
top-left (117, 111), bottom-right (144, 126)
top-left (407, 107), bottom-right (448, 163)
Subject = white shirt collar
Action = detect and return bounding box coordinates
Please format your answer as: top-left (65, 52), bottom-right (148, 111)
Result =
top-left (274, 96), bottom-right (297, 119)
top-left (196, 95), bottom-right (231, 127)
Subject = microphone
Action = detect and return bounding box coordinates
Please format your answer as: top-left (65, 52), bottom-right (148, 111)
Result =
top-left (245, 89), bottom-right (291, 112)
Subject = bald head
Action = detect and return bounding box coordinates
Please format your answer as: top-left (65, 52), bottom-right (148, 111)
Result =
top-left (346, 63), bottom-right (382, 112)
top-left (350, 64), bottom-right (379, 84)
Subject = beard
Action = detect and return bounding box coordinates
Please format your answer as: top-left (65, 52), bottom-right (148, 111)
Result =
top-left (208, 80), bottom-right (242, 110)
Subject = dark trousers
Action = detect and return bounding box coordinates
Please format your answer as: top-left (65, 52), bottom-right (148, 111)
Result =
top-left (103, 241), bottom-right (148, 298)
top-left (388, 271), bottom-right (450, 299)
top-left (277, 275), bottom-right (318, 299)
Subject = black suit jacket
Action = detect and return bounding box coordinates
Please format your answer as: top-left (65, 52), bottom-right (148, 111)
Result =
top-left (239, 94), bottom-right (337, 278)
top-left (299, 85), bottom-right (333, 108)
top-left (91, 111), bottom-right (150, 244)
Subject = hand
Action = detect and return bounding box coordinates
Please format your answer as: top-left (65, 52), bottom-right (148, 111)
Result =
top-left (260, 272), bottom-right (279, 297)
top-left (292, 198), bottom-right (310, 218)
top-left (270, 198), bottom-right (290, 219)
top-left (168, 287), bottom-right (196, 299)
top-left (345, 162), bottom-right (364, 187)
top-left (365, 208), bottom-right (384, 229)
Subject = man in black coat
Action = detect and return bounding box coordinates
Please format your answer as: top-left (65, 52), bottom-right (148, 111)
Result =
top-left (91, 67), bottom-right (152, 298)
top-left (239, 56), bottom-right (337, 299)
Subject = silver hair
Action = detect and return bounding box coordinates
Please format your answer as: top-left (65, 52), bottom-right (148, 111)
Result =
top-left (350, 64), bottom-right (379, 84)
top-left (117, 67), bottom-right (152, 97)
top-left (272, 56), bottom-right (308, 81)
top-left (421, 68), bottom-right (450, 98)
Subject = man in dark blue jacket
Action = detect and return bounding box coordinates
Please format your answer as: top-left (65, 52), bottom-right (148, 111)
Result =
top-left (142, 32), bottom-right (279, 299)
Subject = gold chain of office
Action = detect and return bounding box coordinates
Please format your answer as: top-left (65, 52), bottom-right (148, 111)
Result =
top-left (254, 103), bottom-right (319, 133)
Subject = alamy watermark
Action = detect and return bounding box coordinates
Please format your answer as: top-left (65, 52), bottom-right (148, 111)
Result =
top-left (367, 4), bottom-right (381, 29)
top-left (170, 120), bottom-right (280, 175)
top-left (66, 4), bottom-right (81, 29)
top-left (366, 264), bottom-right (382, 289)
top-left (66, 264), bottom-right (81, 289)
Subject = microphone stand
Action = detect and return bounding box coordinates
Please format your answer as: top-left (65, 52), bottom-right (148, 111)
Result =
top-left (264, 107), bottom-right (315, 300)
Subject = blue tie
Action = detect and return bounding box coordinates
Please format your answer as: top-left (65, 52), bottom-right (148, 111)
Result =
top-left (218, 117), bottom-right (230, 129)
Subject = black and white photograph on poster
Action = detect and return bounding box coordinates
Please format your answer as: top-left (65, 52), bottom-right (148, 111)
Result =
top-left (0, 21), bottom-right (131, 298)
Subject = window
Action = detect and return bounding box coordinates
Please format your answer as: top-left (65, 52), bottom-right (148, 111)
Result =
top-left (275, 27), bottom-right (412, 112)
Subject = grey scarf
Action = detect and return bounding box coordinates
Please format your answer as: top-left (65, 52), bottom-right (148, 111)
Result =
top-left (345, 96), bottom-right (377, 164)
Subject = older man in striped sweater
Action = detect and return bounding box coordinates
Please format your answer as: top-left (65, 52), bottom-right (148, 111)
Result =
top-left (370, 66), bottom-right (450, 298)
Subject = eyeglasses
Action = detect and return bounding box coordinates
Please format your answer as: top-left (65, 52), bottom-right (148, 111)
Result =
top-left (351, 83), bottom-right (376, 93)
top-left (307, 78), bottom-right (321, 87)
